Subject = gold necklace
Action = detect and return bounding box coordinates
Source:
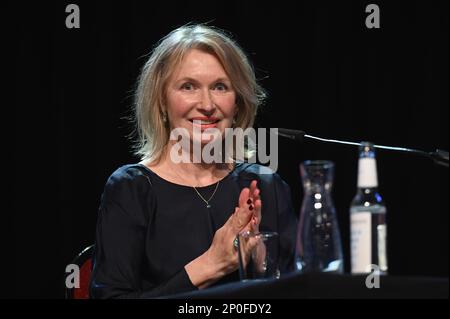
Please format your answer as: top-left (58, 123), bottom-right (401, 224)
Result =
top-left (192, 181), bottom-right (220, 209)
top-left (171, 167), bottom-right (221, 209)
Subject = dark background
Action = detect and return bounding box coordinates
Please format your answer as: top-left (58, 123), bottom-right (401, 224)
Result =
top-left (5, 0), bottom-right (448, 298)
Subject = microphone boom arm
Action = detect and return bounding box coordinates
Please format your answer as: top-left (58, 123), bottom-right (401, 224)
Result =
top-left (275, 128), bottom-right (449, 168)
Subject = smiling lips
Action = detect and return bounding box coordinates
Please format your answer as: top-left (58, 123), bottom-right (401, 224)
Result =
top-left (189, 117), bottom-right (220, 129)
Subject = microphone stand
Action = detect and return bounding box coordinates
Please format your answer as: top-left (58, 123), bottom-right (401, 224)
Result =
top-left (276, 129), bottom-right (449, 168)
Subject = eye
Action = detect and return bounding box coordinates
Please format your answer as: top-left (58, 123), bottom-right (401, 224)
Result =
top-left (180, 82), bottom-right (195, 91)
top-left (213, 82), bottom-right (229, 91)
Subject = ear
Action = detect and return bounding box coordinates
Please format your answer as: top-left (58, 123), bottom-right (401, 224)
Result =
top-left (159, 102), bottom-right (168, 123)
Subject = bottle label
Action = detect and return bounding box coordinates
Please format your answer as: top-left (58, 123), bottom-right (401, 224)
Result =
top-left (351, 212), bottom-right (372, 273)
top-left (377, 224), bottom-right (388, 272)
top-left (357, 158), bottom-right (378, 188)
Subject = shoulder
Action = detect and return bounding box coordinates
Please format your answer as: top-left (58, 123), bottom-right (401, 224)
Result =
top-left (234, 162), bottom-right (287, 188)
top-left (107, 164), bottom-right (151, 182)
top-left (236, 162), bottom-right (276, 176)
top-left (102, 164), bottom-right (154, 202)
top-left (97, 164), bottom-right (156, 227)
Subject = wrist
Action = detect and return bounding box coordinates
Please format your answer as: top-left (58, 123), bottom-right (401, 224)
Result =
top-left (185, 249), bottom-right (226, 289)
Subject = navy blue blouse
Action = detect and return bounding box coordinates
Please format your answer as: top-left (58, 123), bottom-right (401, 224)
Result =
top-left (90, 162), bottom-right (297, 298)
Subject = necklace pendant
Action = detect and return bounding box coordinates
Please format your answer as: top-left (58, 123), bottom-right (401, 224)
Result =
top-left (206, 203), bottom-right (211, 209)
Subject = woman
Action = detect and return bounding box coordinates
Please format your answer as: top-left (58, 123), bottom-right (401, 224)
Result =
top-left (90, 24), bottom-right (297, 298)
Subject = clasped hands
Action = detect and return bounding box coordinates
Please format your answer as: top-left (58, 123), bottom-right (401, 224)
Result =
top-left (206, 180), bottom-right (262, 275)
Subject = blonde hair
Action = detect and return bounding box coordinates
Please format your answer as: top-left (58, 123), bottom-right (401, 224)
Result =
top-left (133, 24), bottom-right (266, 162)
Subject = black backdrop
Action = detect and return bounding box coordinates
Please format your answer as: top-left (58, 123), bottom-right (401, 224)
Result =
top-left (5, 0), bottom-right (448, 298)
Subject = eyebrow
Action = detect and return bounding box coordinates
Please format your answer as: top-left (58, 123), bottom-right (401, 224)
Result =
top-left (176, 77), bottom-right (231, 84)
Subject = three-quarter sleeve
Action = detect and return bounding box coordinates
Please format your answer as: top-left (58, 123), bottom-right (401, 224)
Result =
top-left (89, 167), bottom-right (197, 299)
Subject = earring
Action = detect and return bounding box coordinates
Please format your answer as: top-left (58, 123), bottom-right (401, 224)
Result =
top-left (162, 112), bottom-right (167, 123)
top-left (232, 118), bottom-right (237, 126)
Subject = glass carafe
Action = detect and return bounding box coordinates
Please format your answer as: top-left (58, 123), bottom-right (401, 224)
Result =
top-left (295, 160), bottom-right (344, 273)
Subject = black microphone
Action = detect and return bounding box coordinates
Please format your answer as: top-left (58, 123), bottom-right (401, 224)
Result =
top-left (276, 128), bottom-right (306, 143)
top-left (275, 128), bottom-right (449, 168)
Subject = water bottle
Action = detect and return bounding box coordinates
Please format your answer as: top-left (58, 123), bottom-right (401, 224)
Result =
top-left (350, 142), bottom-right (388, 274)
top-left (295, 160), bottom-right (344, 273)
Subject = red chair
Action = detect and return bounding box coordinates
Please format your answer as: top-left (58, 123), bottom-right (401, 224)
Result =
top-left (65, 245), bottom-right (94, 299)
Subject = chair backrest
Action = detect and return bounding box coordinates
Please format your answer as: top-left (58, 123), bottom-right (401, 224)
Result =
top-left (65, 244), bottom-right (95, 299)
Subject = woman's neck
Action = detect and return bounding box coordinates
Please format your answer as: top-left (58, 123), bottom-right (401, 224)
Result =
top-left (144, 146), bottom-right (234, 187)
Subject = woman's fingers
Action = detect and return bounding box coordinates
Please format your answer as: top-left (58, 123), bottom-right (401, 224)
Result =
top-left (232, 207), bottom-right (252, 232)
top-left (246, 181), bottom-right (258, 211)
top-left (245, 180), bottom-right (262, 226)
top-left (232, 180), bottom-right (263, 233)
top-left (210, 181), bottom-right (263, 275)
top-left (249, 181), bottom-right (260, 203)
top-left (252, 188), bottom-right (260, 201)
top-left (238, 187), bottom-right (251, 208)
top-left (249, 180), bottom-right (257, 196)
top-left (250, 181), bottom-right (261, 203)
top-left (253, 198), bottom-right (262, 225)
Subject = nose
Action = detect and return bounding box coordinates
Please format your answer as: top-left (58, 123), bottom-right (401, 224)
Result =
top-left (198, 89), bottom-right (216, 114)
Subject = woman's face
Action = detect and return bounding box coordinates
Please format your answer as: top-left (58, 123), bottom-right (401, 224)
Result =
top-left (165, 49), bottom-right (237, 146)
